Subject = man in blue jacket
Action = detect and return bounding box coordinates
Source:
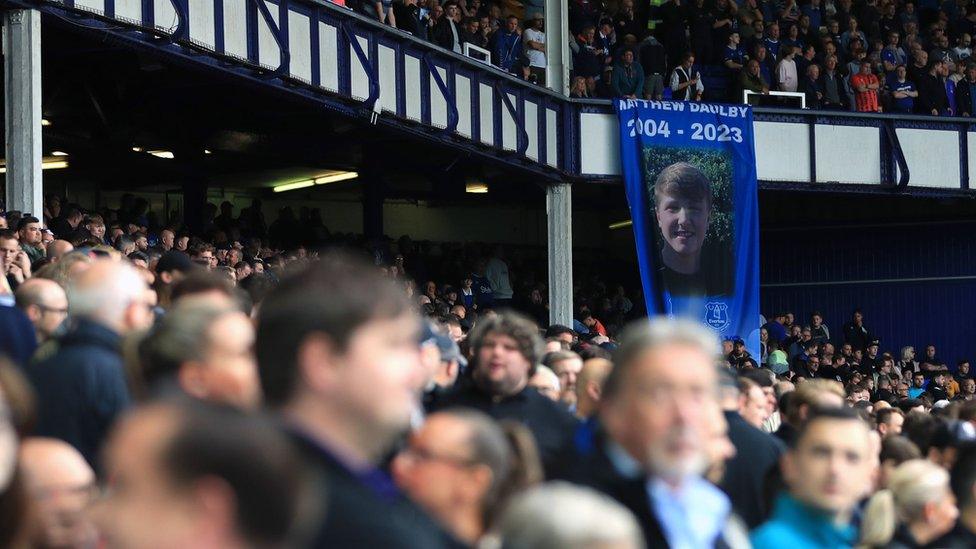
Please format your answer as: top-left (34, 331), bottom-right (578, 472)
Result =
top-left (492, 15), bottom-right (522, 73)
top-left (752, 407), bottom-right (874, 548)
top-left (29, 261), bottom-right (154, 469)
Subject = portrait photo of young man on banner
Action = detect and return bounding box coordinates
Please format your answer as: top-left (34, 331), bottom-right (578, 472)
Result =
top-left (617, 100), bottom-right (760, 349)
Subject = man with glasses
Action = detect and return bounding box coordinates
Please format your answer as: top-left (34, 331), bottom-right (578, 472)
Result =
top-left (15, 278), bottom-right (68, 344)
top-left (569, 318), bottom-right (738, 548)
top-left (29, 260), bottom-right (153, 468)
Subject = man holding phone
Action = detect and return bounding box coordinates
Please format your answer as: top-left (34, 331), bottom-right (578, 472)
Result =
top-left (671, 51), bottom-right (704, 101)
top-left (0, 230), bottom-right (31, 289)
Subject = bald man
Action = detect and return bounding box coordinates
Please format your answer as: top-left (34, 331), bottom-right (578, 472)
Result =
top-left (15, 278), bottom-right (69, 343)
top-left (47, 240), bottom-right (74, 262)
top-left (574, 358), bottom-right (613, 419)
top-left (19, 438), bottom-right (98, 548)
top-left (30, 260), bottom-right (152, 466)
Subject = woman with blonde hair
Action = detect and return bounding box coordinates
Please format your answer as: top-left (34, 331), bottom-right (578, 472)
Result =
top-left (859, 459), bottom-right (958, 548)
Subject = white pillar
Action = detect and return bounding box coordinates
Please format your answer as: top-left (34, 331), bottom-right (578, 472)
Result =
top-left (547, 182), bottom-right (572, 327)
top-left (3, 9), bottom-right (43, 216)
top-left (544, 0), bottom-right (569, 95)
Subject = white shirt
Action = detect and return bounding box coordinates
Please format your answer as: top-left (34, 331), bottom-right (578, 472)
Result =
top-left (523, 28), bottom-right (546, 67)
top-left (777, 58), bottom-right (798, 92)
top-left (670, 66), bottom-right (704, 100)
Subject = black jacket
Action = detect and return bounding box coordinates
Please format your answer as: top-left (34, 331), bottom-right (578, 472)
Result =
top-left (429, 378), bottom-right (578, 477)
top-left (29, 318), bottom-right (130, 470)
top-left (842, 321), bottom-right (872, 351)
top-left (719, 411), bottom-right (785, 529)
top-left (563, 425), bottom-right (735, 549)
top-left (956, 77), bottom-right (976, 116)
top-left (288, 430), bottom-right (462, 548)
top-left (801, 76), bottom-right (824, 109)
top-left (915, 73), bottom-right (949, 115)
top-left (393, 3), bottom-right (426, 40)
top-left (432, 18), bottom-right (460, 52)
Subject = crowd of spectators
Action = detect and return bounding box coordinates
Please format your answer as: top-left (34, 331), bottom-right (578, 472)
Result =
top-left (344, 0), bottom-right (976, 116)
top-left (3, 193), bottom-right (976, 547)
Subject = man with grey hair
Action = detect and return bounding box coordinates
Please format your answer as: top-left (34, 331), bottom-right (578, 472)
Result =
top-left (495, 482), bottom-right (644, 549)
top-left (430, 311), bottom-right (578, 476)
top-left (138, 302), bottom-right (260, 408)
top-left (29, 260), bottom-right (153, 468)
top-left (567, 318), bottom-right (736, 548)
top-left (15, 278), bottom-right (68, 344)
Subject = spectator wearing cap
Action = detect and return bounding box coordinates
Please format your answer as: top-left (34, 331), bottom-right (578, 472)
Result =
top-left (30, 261), bottom-right (154, 468)
top-left (429, 311), bottom-right (577, 476)
top-left (727, 338), bottom-right (751, 370)
top-left (153, 251), bottom-right (196, 310)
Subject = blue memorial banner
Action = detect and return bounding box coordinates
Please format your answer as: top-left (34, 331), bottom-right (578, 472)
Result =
top-left (617, 99), bottom-right (760, 350)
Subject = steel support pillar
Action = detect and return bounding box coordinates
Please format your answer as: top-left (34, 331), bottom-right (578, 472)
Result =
top-left (546, 182), bottom-right (572, 327)
top-left (544, 0), bottom-right (569, 95)
top-left (3, 9), bottom-right (42, 216)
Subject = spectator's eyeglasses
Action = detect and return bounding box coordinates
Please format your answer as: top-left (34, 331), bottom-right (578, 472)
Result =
top-left (38, 304), bottom-right (68, 315)
top-left (400, 445), bottom-right (478, 468)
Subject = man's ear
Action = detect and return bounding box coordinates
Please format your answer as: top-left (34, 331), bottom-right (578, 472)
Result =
top-left (178, 362), bottom-right (209, 399)
top-left (297, 334), bottom-right (341, 394)
top-left (25, 304), bottom-right (42, 324)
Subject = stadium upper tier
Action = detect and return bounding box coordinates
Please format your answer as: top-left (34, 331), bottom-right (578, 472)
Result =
top-left (11, 0), bottom-right (976, 193)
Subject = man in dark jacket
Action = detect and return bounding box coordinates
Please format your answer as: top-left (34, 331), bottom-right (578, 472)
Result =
top-left (719, 372), bottom-right (785, 529)
top-left (255, 254), bottom-right (460, 548)
top-left (842, 309), bottom-right (872, 351)
top-left (30, 261), bottom-right (153, 469)
top-left (800, 64), bottom-right (824, 108)
top-left (492, 15), bottom-right (523, 73)
top-left (394, 0), bottom-right (427, 39)
top-left (429, 311), bottom-right (577, 476)
top-left (432, 1), bottom-right (463, 53)
top-left (915, 59), bottom-right (950, 115)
